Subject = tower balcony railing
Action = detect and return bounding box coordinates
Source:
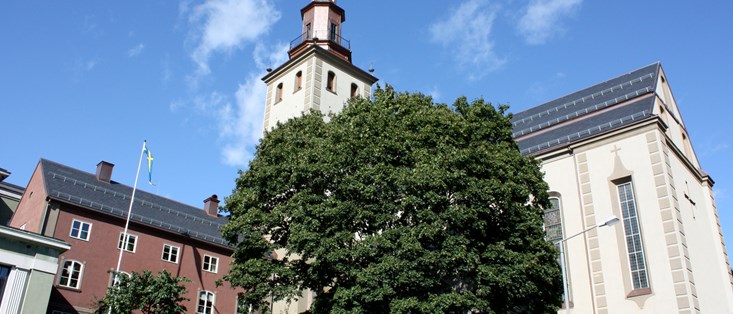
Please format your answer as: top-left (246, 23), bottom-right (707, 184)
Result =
top-left (289, 30), bottom-right (351, 51)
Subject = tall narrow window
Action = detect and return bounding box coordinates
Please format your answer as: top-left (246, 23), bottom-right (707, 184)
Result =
top-left (617, 181), bottom-right (649, 290)
top-left (350, 83), bottom-right (358, 98)
top-left (305, 23), bottom-right (312, 40)
top-left (330, 22), bottom-right (338, 42)
top-left (59, 260), bottom-right (83, 289)
top-left (198, 291), bottom-right (215, 314)
top-left (326, 71), bottom-right (336, 92)
top-left (294, 71), bottom-right (303, 92)
top-left (543, 197), bottom-right (563, 243)
top-left (69, 219), bottom-right (92, 241)
top-left (275, 83), bottom-right (283, 103)
top-left (543, 197), bottom-right (569, 304)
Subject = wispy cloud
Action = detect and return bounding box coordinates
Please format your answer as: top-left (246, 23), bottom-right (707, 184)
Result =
top-left (85, 59), bottom-right (98, 71)
top-left (518, 0), bottom-right (582, 45)
top-left (187, 0), bottom-right (280, 78)
top-left (429, 0), bottom-right (505, 80)
top-left (128, 43), bottom-right (145, 57)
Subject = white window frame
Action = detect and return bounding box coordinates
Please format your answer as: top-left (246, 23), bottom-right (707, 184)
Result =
top-left (162, 244), bottom-right (180, 263)
top-left (69, 219), bottom-right (92, 241)
top-left (118, 233), bottom-right (138, 253)
top-left (58, 260), bottom-right (83, 289)
top-left (197, 290), bottom-right (215, 314)
top-left (202, 255), bottom-right (219, 273)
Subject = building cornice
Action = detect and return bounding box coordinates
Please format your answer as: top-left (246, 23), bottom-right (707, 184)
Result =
top-left (0, 224), bottom-right (71, 252)
top-left (262, 45), bottom-right (377, 85)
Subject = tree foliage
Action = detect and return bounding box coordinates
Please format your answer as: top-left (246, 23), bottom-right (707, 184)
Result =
top-left (95, 270), bottom-right (190, 314)
top-left (222, 87), bottom-right (563, 313)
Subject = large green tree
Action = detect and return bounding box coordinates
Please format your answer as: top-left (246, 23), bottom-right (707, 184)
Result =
top-left (222, 87), bottom-right (562, 313)
top-left (95, 270), bottom-right (190, 314)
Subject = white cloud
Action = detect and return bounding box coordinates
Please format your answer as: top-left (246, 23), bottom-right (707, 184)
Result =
top-left (187, 0), bottom-right (280, 76)
top-left (518, 0), bottom-right (582, 45)
top-left (218, 42), bottom-right (288, 167)
top-left (429, 0), bottom-right (505, 80)
top-left (128, 43), bottom-right (145, 57)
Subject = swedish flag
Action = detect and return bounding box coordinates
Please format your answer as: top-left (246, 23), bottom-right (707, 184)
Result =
top-left (143, 145), bottom-right (154, 185)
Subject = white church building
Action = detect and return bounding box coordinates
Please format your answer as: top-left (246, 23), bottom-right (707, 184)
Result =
top-left (261, 1), bottom-right (733, 313)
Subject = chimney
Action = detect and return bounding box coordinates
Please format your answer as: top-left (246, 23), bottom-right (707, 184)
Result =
top-left (204, 194), bottom-right (220, 217)
top-left (96, 161), bottom-right (114, 183)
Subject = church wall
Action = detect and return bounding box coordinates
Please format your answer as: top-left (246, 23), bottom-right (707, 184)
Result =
top-left (540, 153), bottom-right (595, 313)
top-left (664, 134), bottom-right (733, 312)
top-left (540, 124), bottom-right (692, 313)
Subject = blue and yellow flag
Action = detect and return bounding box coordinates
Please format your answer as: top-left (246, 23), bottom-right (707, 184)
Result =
top-left (143, 145), bottom-right (154, 185)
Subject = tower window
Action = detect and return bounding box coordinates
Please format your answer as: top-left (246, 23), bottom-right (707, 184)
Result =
top-left (350, 83), bottom-right (358, 98)
top-left (276, 83), bottom-right (284, 103)
top-left (295, 71), bottom-right (303, 92)
top-left (326, 71), bottom-right (336, 93)
top-left (305, 23), bottom-right (312, 40)
top-left (330, 23), bottom-right (338, 42)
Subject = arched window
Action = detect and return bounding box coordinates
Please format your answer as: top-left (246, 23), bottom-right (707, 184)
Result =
top-left (543, 196), bottom-right (570, 304)
top-left (350, 83), bottom-right (359, 98)
top-left (543, 197), bottom-right (563, 243)
top-left (294, 71), bottom-right (303, 92)
top-left (198, 291), bottom-right (215, 314)
top-left (276, 83), bottom-right (284, 103)
top-left (59, 260), bottom-right (84, 289)
top-left (326, 71), bottom-right (336, 92)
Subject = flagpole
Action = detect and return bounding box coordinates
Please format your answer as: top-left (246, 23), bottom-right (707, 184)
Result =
top-left (114, 140), bottom-right (146, 275)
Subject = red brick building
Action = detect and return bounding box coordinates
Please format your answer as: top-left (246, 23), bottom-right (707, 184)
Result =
top-left (10, 159), bottom-right (242, 313)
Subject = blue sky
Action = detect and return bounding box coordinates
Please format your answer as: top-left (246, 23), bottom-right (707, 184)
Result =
top-left (2, 1), bottom-right (732, 256)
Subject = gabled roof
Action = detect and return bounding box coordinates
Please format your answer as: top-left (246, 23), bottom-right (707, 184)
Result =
top-left (39, 159), bottom-right (230, 248)
top-left (513, 63), bottom-right (661, 155)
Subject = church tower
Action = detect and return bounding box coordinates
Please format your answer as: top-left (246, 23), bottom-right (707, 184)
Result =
top-left (262, 0), bottom-right (378, 131)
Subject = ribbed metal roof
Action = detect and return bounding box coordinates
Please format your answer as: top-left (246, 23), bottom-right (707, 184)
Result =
top-left (513, 63), bottom-right (660, 155)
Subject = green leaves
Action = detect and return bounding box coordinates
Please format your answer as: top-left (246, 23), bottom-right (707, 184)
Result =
top-left (95, 270), bottom-right (190, 314)
top-left (224, 86), bottom-right (562, 313)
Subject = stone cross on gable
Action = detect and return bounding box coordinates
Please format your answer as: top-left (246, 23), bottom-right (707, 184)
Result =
top-left (611, 145), bottom-right (621, 155)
